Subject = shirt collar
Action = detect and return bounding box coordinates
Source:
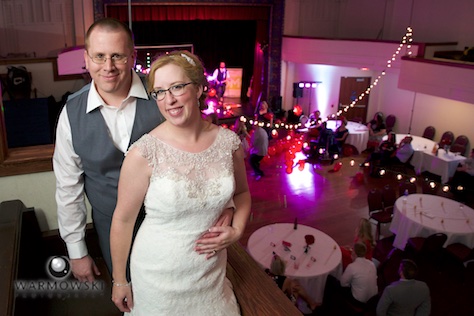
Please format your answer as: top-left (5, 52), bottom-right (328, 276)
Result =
top-left (86, 71), bottom-right (150, 113)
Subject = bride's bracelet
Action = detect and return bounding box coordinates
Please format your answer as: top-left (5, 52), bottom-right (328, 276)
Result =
top-left (112, 280), bottom-right (131, 287)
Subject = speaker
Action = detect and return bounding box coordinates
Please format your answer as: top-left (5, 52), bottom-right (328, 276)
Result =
top-left (292, 83), bottom-right (303, 98)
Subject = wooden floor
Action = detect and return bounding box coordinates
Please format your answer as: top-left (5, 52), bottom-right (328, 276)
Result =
top-left (240, 137), bottom-right (474, 316)
top-left (241, 143), bottom-right (401, 249)
top-left (240, 133), bottom-right (474, 248)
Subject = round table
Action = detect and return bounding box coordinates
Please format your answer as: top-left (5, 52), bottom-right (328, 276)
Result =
top-left (390, 193), bottom-right (474, 250)
top-left (247, 223), bottom-right (342, 310)
top-left (326, 120), bottom-right (369, 154)
top-left (383, 134), bottom-right (466, 183)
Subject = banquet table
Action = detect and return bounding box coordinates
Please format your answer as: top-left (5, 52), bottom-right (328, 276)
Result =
top-left (325, 120), bottom-right (369, 154)
top-left (390, 193), bottom-right (474, 250)
top-left (247, 223), bottom-right (342, 312)
top-left (384, 134), bottom-right (466, 183)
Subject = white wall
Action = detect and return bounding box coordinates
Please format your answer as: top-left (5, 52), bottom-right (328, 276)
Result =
top-left (0, 62), bottom-right (85, 101)
top-left (282, 62), bottom-right (377, 119)
top-left (281, 39), bottom-right (474, 155)
top-left (287, 0), bottom-right (474, 50)
top-left (0, 171), bottom-right (92, 232)
top-left (0, 0), bottom-right (92, 58)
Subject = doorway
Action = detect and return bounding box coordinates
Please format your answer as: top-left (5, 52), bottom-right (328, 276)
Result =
top-left (338, 77), bottom-right (371, 123)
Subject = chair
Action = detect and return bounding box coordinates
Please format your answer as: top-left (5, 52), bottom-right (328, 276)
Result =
top-left (388, 152), bottom-right (414, 174)
top-left (382, 184), bottom-right (397, 212)
top-left (452, 135), bottom-right (469, 147)
top-left (438, 131), bottom-right (454, 147)
top-left (368, 188), bottom-right (393, 240)
top-left (405, 233), bottom-right (447, 263)
top-left (450, 135), bottom-right (469, 155)
top-left (385, 114), bottom-right (396, 133)
top-left (450, 144), bottom-right (467, 156)
top-left (446, 243), bottom-right (474, 265)
top-left (373, 235), bottom-right (396, 264)
top-left (367, 188), bottom-right (384, 214)
top-left (377, 248), bottom-right (404, 292)
top-left (422, 126), bottom-right (436, 140)
top-left (398, 181), bottom-right (417, 197)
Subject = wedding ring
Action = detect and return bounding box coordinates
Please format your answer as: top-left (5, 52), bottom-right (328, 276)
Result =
top-left (212, 250), bottom-right (217, 255)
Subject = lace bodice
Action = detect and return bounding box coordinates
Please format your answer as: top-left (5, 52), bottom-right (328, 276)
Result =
top-left (130, 127), bottom-right (240, 200)
top-left (125, 127), bottom-right (242, 315)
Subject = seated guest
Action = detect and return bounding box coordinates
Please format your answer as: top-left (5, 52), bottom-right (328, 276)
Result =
top-left (265, 254), bottom-right (319, 313)
top-left (309, 110), bottom-right (322, 127)
top-left (392, 136), bottom-right (414, 165)
top-left (376, 259), bottom-right (430, 316)
top-left (366, 113), bottom-right (386, 151)
top-left (334, 118), bottom-right (350, 155)
top-left (360, 132), bottom-right (397, 167)
top-left (449, 148), bottom-right (474, 194)
top-left (317, 122), bottom-right (337, 151)
top-left (341, 218), bottom-right (376, 270)
top-left (340, 243), bottom-right (378, 307)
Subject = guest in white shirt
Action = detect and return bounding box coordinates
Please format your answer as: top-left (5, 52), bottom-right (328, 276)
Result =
top-left (340, 242), bottom-right (378, 306)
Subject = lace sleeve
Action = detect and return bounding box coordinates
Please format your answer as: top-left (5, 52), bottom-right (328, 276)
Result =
top-left (127, 134), bottom-right (159, 169)
top-left (220, 128), bottom-right (242, 153)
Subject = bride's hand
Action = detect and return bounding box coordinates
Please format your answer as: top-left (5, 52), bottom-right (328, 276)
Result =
top-left (199, 208), bottom-right (233, 239)
top-left (111, 283), bottom-right (134, 312)
top-left (195, 225), bottom-right (241, 259)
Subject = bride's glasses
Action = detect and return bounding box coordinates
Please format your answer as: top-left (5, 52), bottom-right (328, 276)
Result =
top-left (150, 82), bottom-right (193, 101)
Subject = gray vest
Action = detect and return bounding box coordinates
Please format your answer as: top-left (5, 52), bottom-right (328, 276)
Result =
top-left (66, 83), bottom-right (164, 217)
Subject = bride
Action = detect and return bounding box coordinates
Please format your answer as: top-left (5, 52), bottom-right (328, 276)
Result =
top-left (110, 51), bottom-right (251, 315)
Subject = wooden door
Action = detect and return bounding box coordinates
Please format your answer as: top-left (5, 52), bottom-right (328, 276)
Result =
top-left (338, 77), bottom-right (371, 123)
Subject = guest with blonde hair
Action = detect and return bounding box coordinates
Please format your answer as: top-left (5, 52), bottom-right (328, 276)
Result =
top-left (341, 218), bottom-right (375, 270)
top-left (266, 254), bottom-right (319, 313)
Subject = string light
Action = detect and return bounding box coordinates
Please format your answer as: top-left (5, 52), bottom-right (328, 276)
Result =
top-left (354, 163), bottom-right (472, 196)
top-left (334, 26), bottom-right (414, 118)
top-left (249, 26), bottom-right (413, 131)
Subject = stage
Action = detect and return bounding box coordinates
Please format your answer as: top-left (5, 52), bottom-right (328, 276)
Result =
top-left (203, 96), bottom-right (255, 126)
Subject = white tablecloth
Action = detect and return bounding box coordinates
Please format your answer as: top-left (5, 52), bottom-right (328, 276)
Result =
top-left (247, 223), bottom-right (342, 310)
top-left (326, 120), bottom-right (369, 154)
top-left (390, 193), bottom-right (474, 250)
top-left (385, 134), bottom-right (466, 183)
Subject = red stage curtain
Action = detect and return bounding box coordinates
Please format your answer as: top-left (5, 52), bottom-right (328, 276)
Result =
top-left (105, 4), bottom-right (269, 24)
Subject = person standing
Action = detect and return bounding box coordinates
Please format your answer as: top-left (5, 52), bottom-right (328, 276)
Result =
top-left (53, 18), bottom-right (232, 283)
top-left (376, 259), bottom-right (431, 316)
top-left (110, 50), bottom-right (251, 315)
top-left (211, 61), bottom-right (230, 102)
top-left (249, 124), bottom-right (269, 181)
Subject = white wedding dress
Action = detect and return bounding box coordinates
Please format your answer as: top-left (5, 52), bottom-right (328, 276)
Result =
top-left (125, 127), bottom-right (241, 315)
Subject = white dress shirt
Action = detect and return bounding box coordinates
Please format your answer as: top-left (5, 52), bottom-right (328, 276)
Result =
top-left (53, 72), bottom-right (149, 259)
top-left (340, 257), bottom-right (378, 303)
